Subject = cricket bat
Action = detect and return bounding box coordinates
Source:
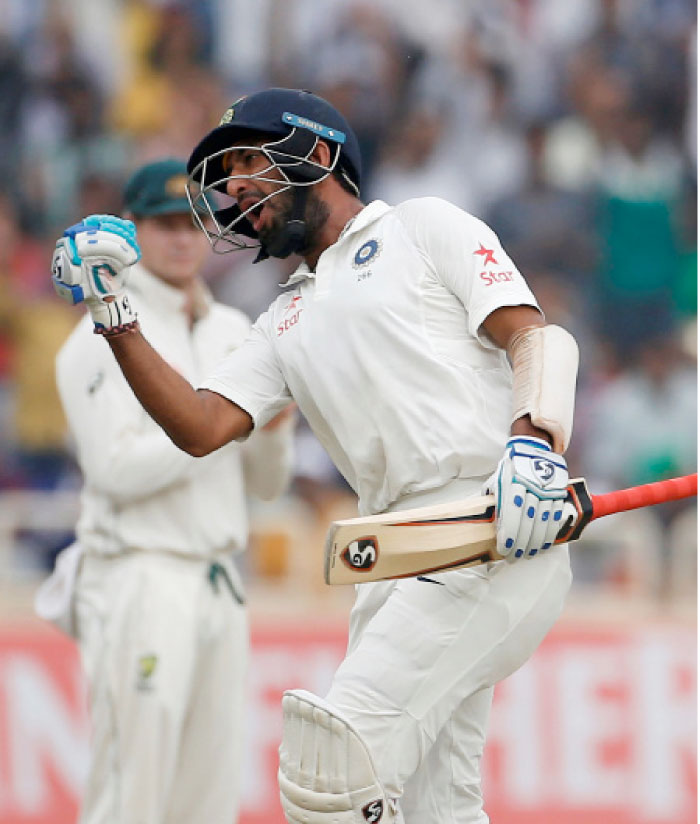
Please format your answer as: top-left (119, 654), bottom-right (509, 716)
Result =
top-left (324, 474), bottom-right (697, 585)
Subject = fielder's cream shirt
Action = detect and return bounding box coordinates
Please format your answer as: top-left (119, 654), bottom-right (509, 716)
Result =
top-left (201, 198), bottom-right (540, 516)
top-left (56, 265), bottom-right (293, 557)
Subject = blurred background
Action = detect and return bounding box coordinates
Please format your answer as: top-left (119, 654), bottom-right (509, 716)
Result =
top-left (0, 1), bottom-right (695, 823)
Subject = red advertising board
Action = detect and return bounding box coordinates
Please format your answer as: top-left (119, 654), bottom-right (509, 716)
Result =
top-left (0, 619), bottom-right (695, 823)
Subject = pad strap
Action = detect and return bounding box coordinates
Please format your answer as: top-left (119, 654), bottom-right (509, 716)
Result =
top-left (508, 324), bottom-right (579, 454)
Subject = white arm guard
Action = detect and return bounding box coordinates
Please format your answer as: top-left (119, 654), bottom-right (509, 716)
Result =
top-left (508, 324), bottom-right (579, 454)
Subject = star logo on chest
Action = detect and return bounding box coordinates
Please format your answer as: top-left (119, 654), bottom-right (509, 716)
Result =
top-left (284, 295), bottom-right (302, 314)
top-left (474, 243), bottom-right (498, 265)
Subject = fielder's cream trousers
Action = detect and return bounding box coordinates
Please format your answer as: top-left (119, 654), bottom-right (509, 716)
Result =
top-left (75, 551), bottom-right (248, 824)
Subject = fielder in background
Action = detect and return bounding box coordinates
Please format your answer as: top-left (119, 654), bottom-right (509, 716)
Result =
top-left (41, 158), bottom-right (295, 824)
top-left (51, 91), bottom-right (579, 824)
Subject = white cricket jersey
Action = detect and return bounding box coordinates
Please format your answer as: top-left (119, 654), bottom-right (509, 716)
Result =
top-left (56, 266), bottom-right (293, 558)
top-left (201, 198), bottom-right (540, 515)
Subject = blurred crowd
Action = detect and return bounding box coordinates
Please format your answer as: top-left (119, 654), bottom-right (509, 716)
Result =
top-left (0, 0), bottom-right (696, 601)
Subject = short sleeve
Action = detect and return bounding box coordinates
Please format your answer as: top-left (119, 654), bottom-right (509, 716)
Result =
top-left (394, 198), bottom-right (541, 345)
top-left (199, 310), bottom-right (293, 431)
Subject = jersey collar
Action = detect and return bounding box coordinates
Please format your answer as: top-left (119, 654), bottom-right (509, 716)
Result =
top-left (281, 200), bottom-right (392, 286)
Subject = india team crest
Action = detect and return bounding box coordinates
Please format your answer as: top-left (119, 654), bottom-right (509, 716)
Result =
top-left (352, 238), bottom-right (382, 268)
top-left (219, 95), bottom-right (247, 125)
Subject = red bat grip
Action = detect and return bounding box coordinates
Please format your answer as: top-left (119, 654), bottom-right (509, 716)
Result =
top-left (590, 473), bottom-right (697, 521)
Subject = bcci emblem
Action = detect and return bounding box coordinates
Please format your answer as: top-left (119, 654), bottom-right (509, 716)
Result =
top-left (219, 95), bottom-right (247, 125)
top-left (352, 238), bottom-right (382, 269)
top-left (341, 537), bottom-right (378, 572)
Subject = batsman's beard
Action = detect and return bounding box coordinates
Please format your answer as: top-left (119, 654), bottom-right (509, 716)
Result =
top-left (257, 187), bottom-right (331, 259)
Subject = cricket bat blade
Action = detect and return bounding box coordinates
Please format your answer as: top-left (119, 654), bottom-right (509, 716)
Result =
top-left (324, 493), bottom-right (501, 585)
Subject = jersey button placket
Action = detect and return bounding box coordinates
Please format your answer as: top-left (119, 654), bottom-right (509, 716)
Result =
top-left (313, 247), bottom-right (336, 300)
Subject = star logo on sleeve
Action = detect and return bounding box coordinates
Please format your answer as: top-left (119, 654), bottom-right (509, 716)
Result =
top-left (474, 243), bottom-right (498, 265)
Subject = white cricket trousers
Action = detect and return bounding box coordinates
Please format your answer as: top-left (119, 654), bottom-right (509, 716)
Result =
top-left (74, 551), bottom-right (248, 824)
top-left (325, 482), bottom-right (573, 824)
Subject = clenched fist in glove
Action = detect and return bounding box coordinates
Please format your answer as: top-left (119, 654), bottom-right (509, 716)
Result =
top-left (51, 214), bottom-right (141, 335)
top-left (484, 436), bottom-right (569, 562)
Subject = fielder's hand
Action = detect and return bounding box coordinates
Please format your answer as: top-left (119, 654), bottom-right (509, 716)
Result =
top-left (51, 214), bottom-right (141, 334)
top-left (484, 436), bottom-right (569, 561)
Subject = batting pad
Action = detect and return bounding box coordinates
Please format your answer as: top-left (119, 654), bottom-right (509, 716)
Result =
top-left (278, 689), bottom-right (396, 823)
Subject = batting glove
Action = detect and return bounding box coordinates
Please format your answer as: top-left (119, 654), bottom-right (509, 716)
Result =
top-left (51, 214), bottom-right (141, 334)
top-left (484, 436), bottom-right (569, 562)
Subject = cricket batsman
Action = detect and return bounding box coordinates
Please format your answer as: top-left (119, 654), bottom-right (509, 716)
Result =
top-left (51, 89), bottom-right (578, 823)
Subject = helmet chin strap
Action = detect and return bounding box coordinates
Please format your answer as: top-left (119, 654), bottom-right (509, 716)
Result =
top-left (253, 187), bottom-right (309, 263)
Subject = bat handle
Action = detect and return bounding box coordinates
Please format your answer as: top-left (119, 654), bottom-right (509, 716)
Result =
top-left (555, 473), bottom-right (698, 544)
top-left (590, 473), bottom-right (697, 520)
top-left (555, 479), bottom-right (594, 543)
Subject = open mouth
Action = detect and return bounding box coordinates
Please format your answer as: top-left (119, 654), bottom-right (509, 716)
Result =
top-left (240, 198), bottom-right (265, 231)
top-left (250, 203), bottom-right (265, 232)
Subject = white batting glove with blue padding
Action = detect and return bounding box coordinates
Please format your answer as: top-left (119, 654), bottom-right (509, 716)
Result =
top-left (51, 214), bottom-right (141, 333)
top-left (484, 436), bottom-right (569, 562)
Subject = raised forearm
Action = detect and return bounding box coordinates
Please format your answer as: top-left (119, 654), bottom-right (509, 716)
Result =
top-left (107, 328), bottom-right (252, 455)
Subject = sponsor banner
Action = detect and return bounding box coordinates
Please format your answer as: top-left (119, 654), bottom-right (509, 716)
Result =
top-left (0, 620), bottom-right (695, 824)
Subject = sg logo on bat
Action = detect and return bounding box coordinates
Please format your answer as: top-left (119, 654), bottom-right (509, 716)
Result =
top-left (362, 799), bottom-right (384, 822)
top-left (341, 537), bottom-right (379, 572)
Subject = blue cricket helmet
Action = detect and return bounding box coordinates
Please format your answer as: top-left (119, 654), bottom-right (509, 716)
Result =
top-left (185, 88), bottom-right (362, 256)
top-left (188, 88), bottom-right (361, 193)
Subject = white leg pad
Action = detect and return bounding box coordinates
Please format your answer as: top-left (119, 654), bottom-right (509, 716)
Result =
top-left (278, 689), bottom-right (397, 824)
